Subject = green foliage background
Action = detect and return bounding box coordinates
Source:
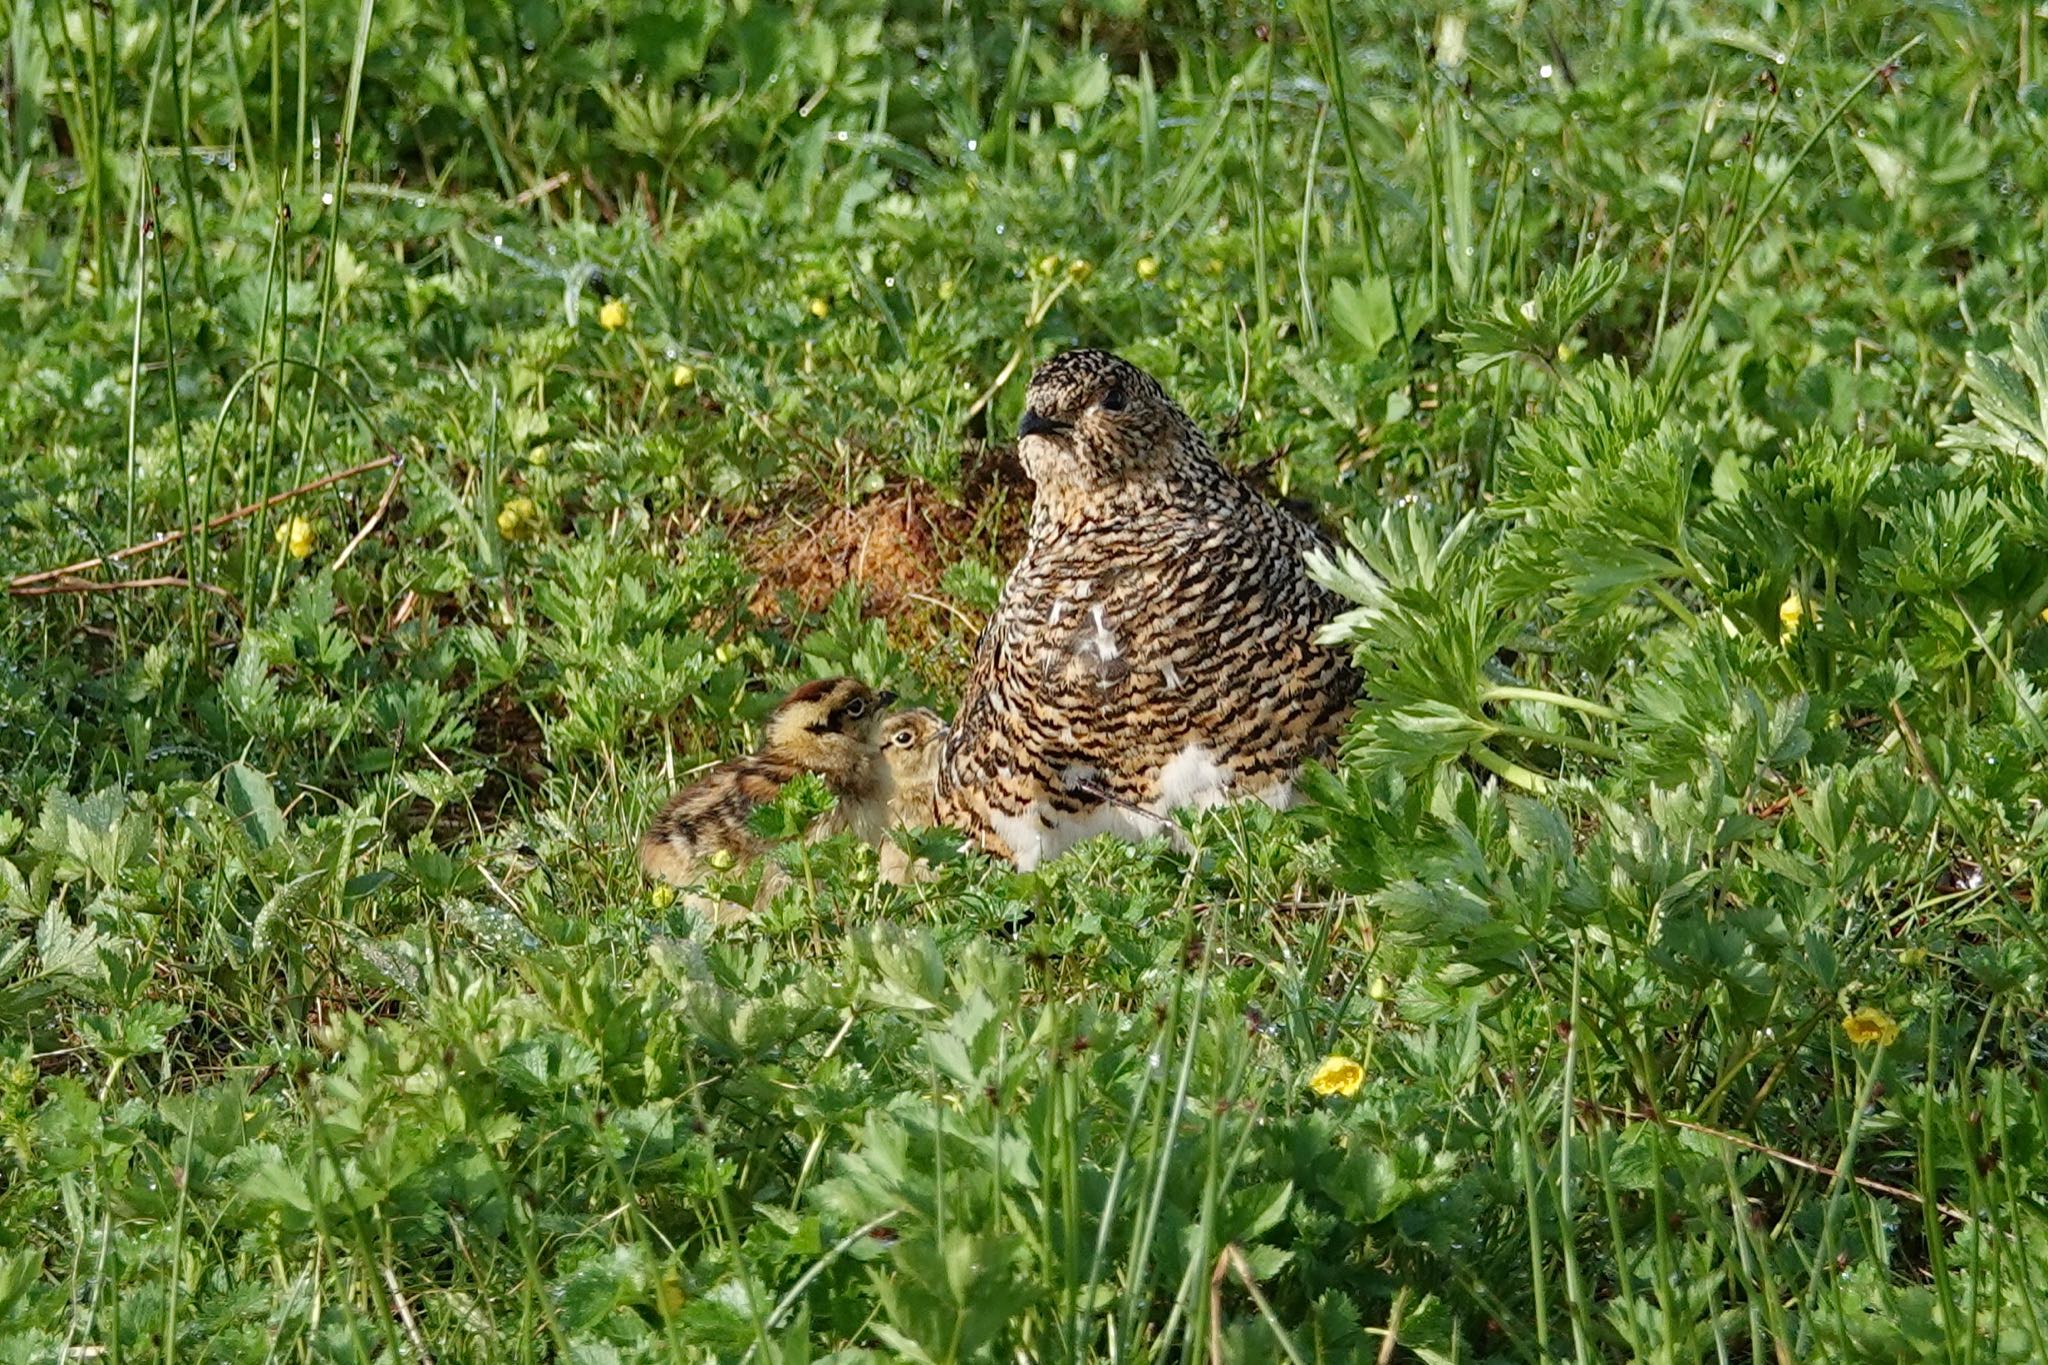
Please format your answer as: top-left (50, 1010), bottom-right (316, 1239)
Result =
top-left (3, 0), bottom-right (2048, 1360)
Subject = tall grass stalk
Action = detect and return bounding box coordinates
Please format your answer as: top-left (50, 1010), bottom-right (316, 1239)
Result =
top-left (1657, 36), bottom-right (1922, 418)
top-left (1309, 0), bottom-right (1405, 348)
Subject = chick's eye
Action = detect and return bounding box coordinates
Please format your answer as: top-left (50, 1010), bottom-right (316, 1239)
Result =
top-left (1100, 386), bottom-right (1127, 412)
top-left (846, 699), bottom-right (867, 719)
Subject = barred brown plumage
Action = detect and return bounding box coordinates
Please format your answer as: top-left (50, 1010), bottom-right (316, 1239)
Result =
top-left (639, 677), bottom-right (896, 905)
top-left (935, 349), bottom-right (1358, 869)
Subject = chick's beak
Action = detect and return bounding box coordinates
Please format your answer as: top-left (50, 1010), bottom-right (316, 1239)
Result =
top-left (1018, 407), bottom-right (1067, 440)
top-left (876, 689), bottom-right (898, 708)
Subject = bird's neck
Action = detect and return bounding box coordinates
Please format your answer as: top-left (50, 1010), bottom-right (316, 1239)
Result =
top-left (1030, 457), bottom-right (1234, 535)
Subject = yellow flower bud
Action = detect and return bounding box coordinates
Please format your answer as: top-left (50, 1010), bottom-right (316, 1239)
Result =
top-left (274, 516), bottom-right (317, 560)
top-left (649, 884), bottom-right (676, 908)
top-left (496, 495), bottom-right (541, 542)
top-left (671, 363), bottom-right (697, 388)
top-left (937, 278), bottom-right (957, 301)
top-left (1135, 255), bottom-right (1160, 281)
top-left (1307, 1054), bottom-right (1364, 1099)
top-left (1035, 254), bottom-right (1062, 277)
top-left (1066, 258), bottom-right (1093, 282)
top-left (808, 296), bottom-right (830, 319)
top-left (1779, 590), bottom-right (1813, 639)
top-left (599, 298), bottom-right (629, 331)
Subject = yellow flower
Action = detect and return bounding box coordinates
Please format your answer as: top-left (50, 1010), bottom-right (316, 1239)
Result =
top-left (274, 515), bottom-right (316, 560)
top-left (937, 278), bottom-right (958, 301)
top-left (808, 296), bottom-right (831, 319)
top-left (496, 495), bottom-right (541, 542)
top-left (671, 363), bottom-right (697, 389)
top-left (1135, 255), bottom-right (1160, 281)
top-left (527, 445), bottom-right (551, 467)
top-left (1307, 1054), bottom-right (1364, 1099)
top-left (1206, 256), bottom-right (1226, 275)
top-left (599, 298), bottom-right (629, 331)
top-left (1066, 258), bottom-right (1093, 282)
top-left (1779, 589), bottom-right (1817, 638)
top-left (649, 884), bottom-right (676, 909)
top-left (1898, 947), bottom-right (1927, 969)
top-left (1841, 1007), bottom-right (1901, 1048)
top-left (1035, 253), bottom-right (1062, 277)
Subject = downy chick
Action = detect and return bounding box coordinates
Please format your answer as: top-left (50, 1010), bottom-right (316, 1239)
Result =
top-left (880, 707), bottom-right (949, 829)
top-left (639, 678), bottom-right (896, 905)
top-left (877, 706), bottom-right (949, 885)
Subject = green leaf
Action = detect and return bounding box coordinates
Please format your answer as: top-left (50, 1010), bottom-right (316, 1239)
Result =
top-left (34, 905), bottom-right (105, 983)
top-left (1327, 275), bottom-right (1397, 361)
top-left (1445, 254), bottom-right (1623, 374)
top-left (223, 762), bottom-right (286, 851)
top-left (1854, 138), bottom-right (1911, 199)
top-left (1941, 311), bottom-right (2048, 470)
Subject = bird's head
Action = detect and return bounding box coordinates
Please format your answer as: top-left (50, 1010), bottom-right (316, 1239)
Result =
top-left (879, 706), bottom-right (948, 783)
top-left (1015, 349), bottom-right (1204, 497)
top-left (764, 676), bottom-right (894, 773)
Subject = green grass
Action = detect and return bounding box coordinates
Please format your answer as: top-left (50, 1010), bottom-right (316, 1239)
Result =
top-left (4, 1), bottom-right (2048, 1359)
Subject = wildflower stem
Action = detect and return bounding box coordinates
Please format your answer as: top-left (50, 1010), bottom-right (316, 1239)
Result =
top-left (1648, 581), bottom-right (1700, 627)
top-left (1493, 722), bottom-right (1621, 762)
top-left (1480, 686), bottom-right (1624, 722)
top-left (1468, 743), bottom-right (1551, 793)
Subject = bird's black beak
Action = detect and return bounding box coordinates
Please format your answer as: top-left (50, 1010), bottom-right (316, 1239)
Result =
top-left (1018, 407), bottom-right (1067, 440)
top-left (876, 689), bottom-right (898, 707)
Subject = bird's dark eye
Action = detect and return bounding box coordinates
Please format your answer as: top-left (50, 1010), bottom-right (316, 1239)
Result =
top-left (1100, 385), bottom-right (1127, 412)
top-left (846, 698), bottom-right (867, 719)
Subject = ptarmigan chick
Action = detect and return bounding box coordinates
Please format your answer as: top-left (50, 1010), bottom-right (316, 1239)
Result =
top-left (639, 677), bottom-right (896, 903)
top-left (936, 349), bottom-right (1357, 870)
top-left (880, 707), bottom-right (949, 828)
top-left (876, 706), bottom-right (949, 885)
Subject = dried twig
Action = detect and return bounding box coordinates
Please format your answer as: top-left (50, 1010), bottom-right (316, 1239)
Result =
top-left (1208, 1243), bottom-right (1307, 1365)
top-left (379, 1260), bottom-right (436, 1365)
top-left (329, 455), bottom-right (408, 572)
top-left (508, 170), bottom-right (572, 207)
top-left (8, 573), bottom-right (240, 609)
top-left (1595, 1102), bottom-right (1972, 1224)
top-left (9, 452), bottom-right (401, 591)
